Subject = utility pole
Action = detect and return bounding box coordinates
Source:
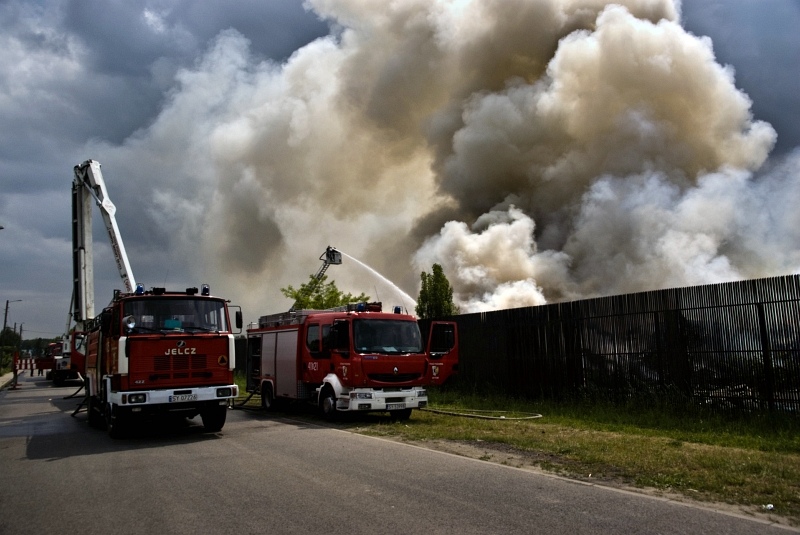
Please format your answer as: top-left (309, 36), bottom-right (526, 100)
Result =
top-left (3, 299), bottom-right (22, 333)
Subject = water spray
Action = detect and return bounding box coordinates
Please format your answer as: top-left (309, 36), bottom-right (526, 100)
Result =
top-left (338, 250), bottom-right (418, 310)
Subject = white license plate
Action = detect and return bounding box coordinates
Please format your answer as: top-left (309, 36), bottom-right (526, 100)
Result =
top-left (386, 403), bottom-right (406, 410)
top-left (169, 394), bottom-right (197, 403)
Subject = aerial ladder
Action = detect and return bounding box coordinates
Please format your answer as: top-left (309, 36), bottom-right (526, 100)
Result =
top-left (289, 245), bottom-right (342, 310)
top-left (56, 160), bottom-right (136, 386)
top-left (72, 159), bottom-right (136, 328)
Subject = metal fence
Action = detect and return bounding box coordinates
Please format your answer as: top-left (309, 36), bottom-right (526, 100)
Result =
top-left (440, 275), bottom-right (800, 414)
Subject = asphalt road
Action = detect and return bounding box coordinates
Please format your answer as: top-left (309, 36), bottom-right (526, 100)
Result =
top-left (0, 373), bottom-right (795, 535)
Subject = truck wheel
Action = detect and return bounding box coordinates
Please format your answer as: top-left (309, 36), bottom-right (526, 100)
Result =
top-left (319, 386), bottom-right (338, 420)
top-left (261, 383), bottom-right (274, 411)
top-left (87, 396), bottom-right (104, 429)
top-left (201, 405), bottom-right (227, 432)
top-left (390, 408), bottom-right (412, 421)
top-left (106, 403), bottom-right (126, 439)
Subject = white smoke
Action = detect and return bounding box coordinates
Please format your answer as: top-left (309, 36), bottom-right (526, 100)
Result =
top-left (87, 0), bottom-right (796, 321)
top-left (412, 1), bottom-right (781, 311)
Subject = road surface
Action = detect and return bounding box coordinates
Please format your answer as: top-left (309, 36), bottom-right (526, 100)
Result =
top-left (0, 373), bottom-right (794, 534)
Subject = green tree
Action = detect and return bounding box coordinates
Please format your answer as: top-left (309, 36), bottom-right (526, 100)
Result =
top-left (281, 274), bottom-right (370, 310)
top-left (416, 264), bottom-right (459, 319)
top-left (0, 327), bottom-right (22, 372)
top-left (21, 337), bottom-right (55, 358)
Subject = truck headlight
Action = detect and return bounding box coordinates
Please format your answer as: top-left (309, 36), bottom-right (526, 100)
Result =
top-left (128, 393), bottom-right (146, 404)
top-left (216, 387), bottom-right (233, 398)
top-left (350, 392), bottom-right (373, 399)
top-left (417, 390), bottom-right (427, 398)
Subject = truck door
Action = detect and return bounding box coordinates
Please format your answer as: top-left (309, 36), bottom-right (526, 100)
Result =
top-left (70, 331), bottom-right (88, 375)
top-left (329, 319), bottom-right (356, 386)
top-left (303, 322), bottom-right (331, 383)
top-left (426, 321), bottom-right (458, 385)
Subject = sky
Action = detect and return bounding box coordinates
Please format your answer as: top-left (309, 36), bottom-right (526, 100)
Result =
top-left (1, 0), bottom-right (799, 339)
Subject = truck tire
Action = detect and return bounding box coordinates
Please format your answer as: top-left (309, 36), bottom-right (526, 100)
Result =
top-left (87, 396), bottom-right (104, 429)
top-left (389, 408), bottom-right (412, 421)
top-left (201, 405), bottom-right (227, 432)
top-left (319, 386), bottom-right (338, 421)
top-left (106, 403), bottom-right (127, 439)
top-left (261, 383), bottom-right (274, 411)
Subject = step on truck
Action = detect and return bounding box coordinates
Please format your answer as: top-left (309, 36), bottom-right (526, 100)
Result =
top-left (245, 301), bottom-right (457, 420)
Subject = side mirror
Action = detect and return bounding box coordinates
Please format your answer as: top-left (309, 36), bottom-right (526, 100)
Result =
top-left (122, 314), bottom-right (136, 332)
top-left (236, 310), bottom-right (243, 330)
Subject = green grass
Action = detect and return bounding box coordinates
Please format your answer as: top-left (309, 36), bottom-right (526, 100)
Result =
top-left (233, 374), bottom-right (800, 525)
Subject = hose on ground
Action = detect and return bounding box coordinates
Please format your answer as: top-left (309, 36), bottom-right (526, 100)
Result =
top-left (419, 408), bottom-right (542, 420)
top-left (232, 390), bottom-right (262, 410)
top-left (232, 392), bottom-right (543, 420)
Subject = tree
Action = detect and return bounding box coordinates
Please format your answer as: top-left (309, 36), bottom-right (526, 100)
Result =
top-left (281, 274), bottom-right (370, 310)
top-left (0, 327), bottom-right (22, 372)
top-left (416, 264), bottom-right (459, 319)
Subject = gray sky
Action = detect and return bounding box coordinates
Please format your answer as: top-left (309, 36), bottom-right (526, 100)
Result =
top-left (1, 0), bottom-right (799, 339)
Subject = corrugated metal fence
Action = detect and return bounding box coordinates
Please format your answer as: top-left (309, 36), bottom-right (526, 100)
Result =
top-left (438, 275), bottom-right (800, 414)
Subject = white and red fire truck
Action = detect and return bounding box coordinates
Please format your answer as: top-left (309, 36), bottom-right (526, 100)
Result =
top-left (71, 160), bottom-right (241, 437)
top-left (245, 248), bottom-right (458, 420)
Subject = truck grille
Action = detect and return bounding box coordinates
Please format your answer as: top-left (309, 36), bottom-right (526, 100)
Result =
top-left (132, 354), bottom-right (217, 381)
top-left (367, 373), bottom-right (421, 383)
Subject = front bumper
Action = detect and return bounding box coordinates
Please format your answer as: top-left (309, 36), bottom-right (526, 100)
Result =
top-left (337, 387), bottom-right (427, 412)
top-left (109, 384), bottom-right (238, 409)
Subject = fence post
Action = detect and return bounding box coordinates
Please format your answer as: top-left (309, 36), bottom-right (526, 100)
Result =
top-left (756, 303), bottom-right (776, 412)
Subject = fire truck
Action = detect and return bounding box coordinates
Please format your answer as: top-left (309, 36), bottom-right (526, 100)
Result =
top-left (40, 341), bottom-right (61, 380)
top-left (71, 160), bottom-right (241, 437)
top-left (245, 248), bottom-right (458, 419)
top-left (50, 336), bottom-right (84, 385)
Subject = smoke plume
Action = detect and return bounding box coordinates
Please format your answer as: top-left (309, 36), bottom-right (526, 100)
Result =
top-left (90, 0), bottom-right (797, 319)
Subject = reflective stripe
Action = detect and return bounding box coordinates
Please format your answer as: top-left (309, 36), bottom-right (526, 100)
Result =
top-left (227, 334), bottom-right (236, 370)
top-left (118, 337), bottom-right (128, 374)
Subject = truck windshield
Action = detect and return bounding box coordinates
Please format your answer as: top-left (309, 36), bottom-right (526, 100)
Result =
top-left (353, 319), bottom-right (423, 354)
top-left (123, 297), bottom-right (228, 333)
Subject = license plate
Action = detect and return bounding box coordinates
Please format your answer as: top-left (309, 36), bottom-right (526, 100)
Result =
top-left (386, 403), bottom-right (406, 410)
top-left (169, 394), bottom-right (197, 403)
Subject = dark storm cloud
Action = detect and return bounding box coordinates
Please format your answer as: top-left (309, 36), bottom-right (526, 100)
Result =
top-left (0, 0), bottom-right (330, 336)
top-left (681, 0), bottom-right (800, 154)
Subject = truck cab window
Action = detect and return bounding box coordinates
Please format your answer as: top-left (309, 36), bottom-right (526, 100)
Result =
top-left (332, 320), bottom-right (350, 352)
top-left (430, 323), bottom-right (455, 353)
top-left (306, 324), bottom-right (320, 352)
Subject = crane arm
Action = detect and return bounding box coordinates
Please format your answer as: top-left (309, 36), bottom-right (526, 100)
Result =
top-left (74, 160), bottom-right (136, 292)
top-left (72, 160), bottom-right (136, 323)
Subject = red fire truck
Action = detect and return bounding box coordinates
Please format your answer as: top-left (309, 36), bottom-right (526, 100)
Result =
top-left (82, 284), bottom-right (241, 437)
top-left (50, 336), bottom-right (85, 385)
top-left (246, 301), bottom-right (457, 420)
top-left (38, 342), bottom-right (60, 379)
top-left (72, 160), bottom-right (241, 437)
